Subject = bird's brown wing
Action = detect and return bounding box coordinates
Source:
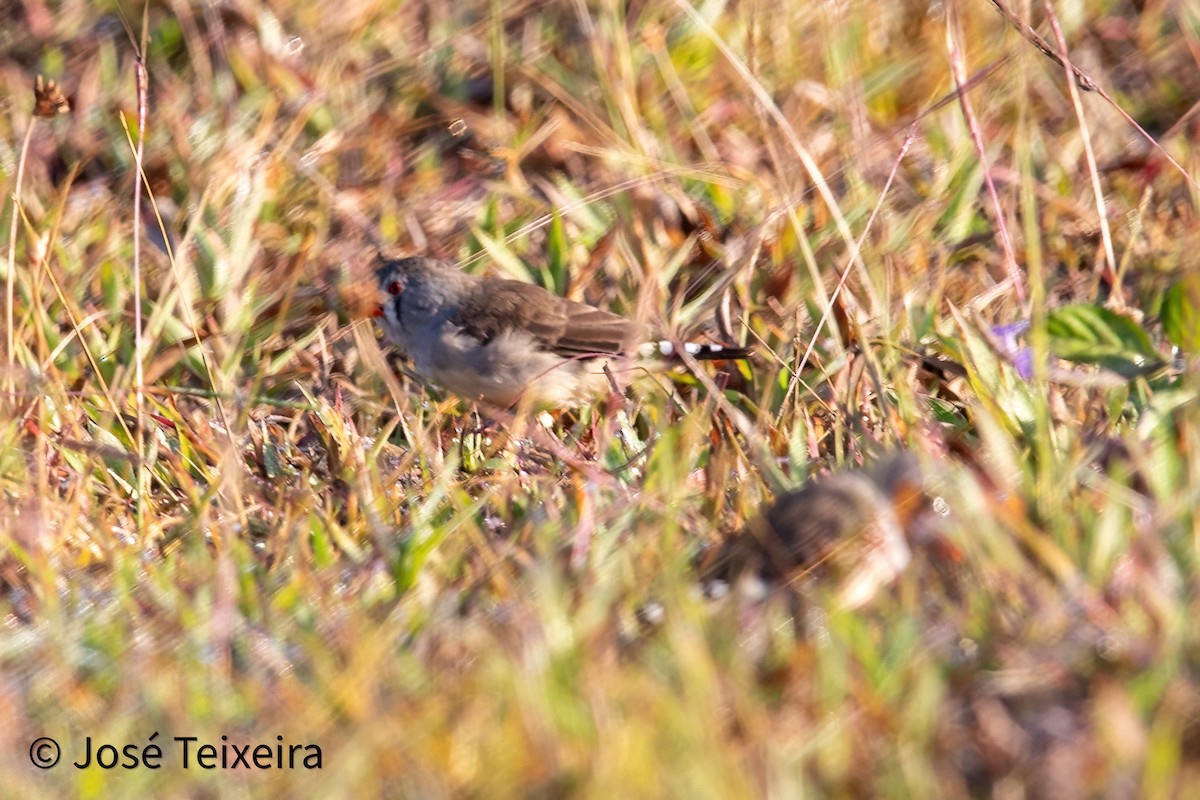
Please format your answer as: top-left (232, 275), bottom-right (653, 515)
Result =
top-left (455, 278), bottom-right (644, 358)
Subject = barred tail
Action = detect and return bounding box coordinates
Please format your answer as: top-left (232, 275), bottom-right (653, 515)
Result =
top-left (638, 340), bottom-right (753, 361)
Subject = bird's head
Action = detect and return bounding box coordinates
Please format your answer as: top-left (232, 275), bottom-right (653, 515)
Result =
top-left (373, 256), bottom-right (457, 341)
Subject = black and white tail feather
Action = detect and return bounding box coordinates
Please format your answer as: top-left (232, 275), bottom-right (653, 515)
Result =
top-left (638, 340), bottom-right (754, 361)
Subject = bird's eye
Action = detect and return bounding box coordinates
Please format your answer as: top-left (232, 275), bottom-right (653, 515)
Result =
top-left (387, 280), bottom-right (403, 296)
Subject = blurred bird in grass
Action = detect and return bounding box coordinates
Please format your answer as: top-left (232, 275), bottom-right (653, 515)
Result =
top-left (712, 454), bottom-right (946, 611)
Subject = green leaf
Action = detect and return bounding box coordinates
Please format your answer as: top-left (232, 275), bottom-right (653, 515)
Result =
top-left (1161, 276), bottom-right (1200, 355)
top-left (473, 227), bottom-right (531, 283)
top-left (546, 208), bottom-right (568, 295)
top-left (1045, 304), bottom-right (1162, 377)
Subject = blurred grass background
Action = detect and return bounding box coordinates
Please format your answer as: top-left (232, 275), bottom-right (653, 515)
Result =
top-left (2, 0), bottom-right (1200, 796)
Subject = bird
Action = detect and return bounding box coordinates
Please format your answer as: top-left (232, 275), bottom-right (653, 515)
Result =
top-left (372, 256), bottom-right (750, 408)
top-left (713, 454), bottom-right (935, 610)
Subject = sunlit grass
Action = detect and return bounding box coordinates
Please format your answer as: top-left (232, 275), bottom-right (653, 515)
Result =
top-left (2, 0), bottom-right (1199, 796)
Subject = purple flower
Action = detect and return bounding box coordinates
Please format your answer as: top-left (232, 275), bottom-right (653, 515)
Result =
top-left (992, 321), bottom-right (1033, 379)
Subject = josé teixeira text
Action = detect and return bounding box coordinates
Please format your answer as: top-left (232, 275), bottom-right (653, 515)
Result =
top-left (66, 732), bottom-right (322, 770)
